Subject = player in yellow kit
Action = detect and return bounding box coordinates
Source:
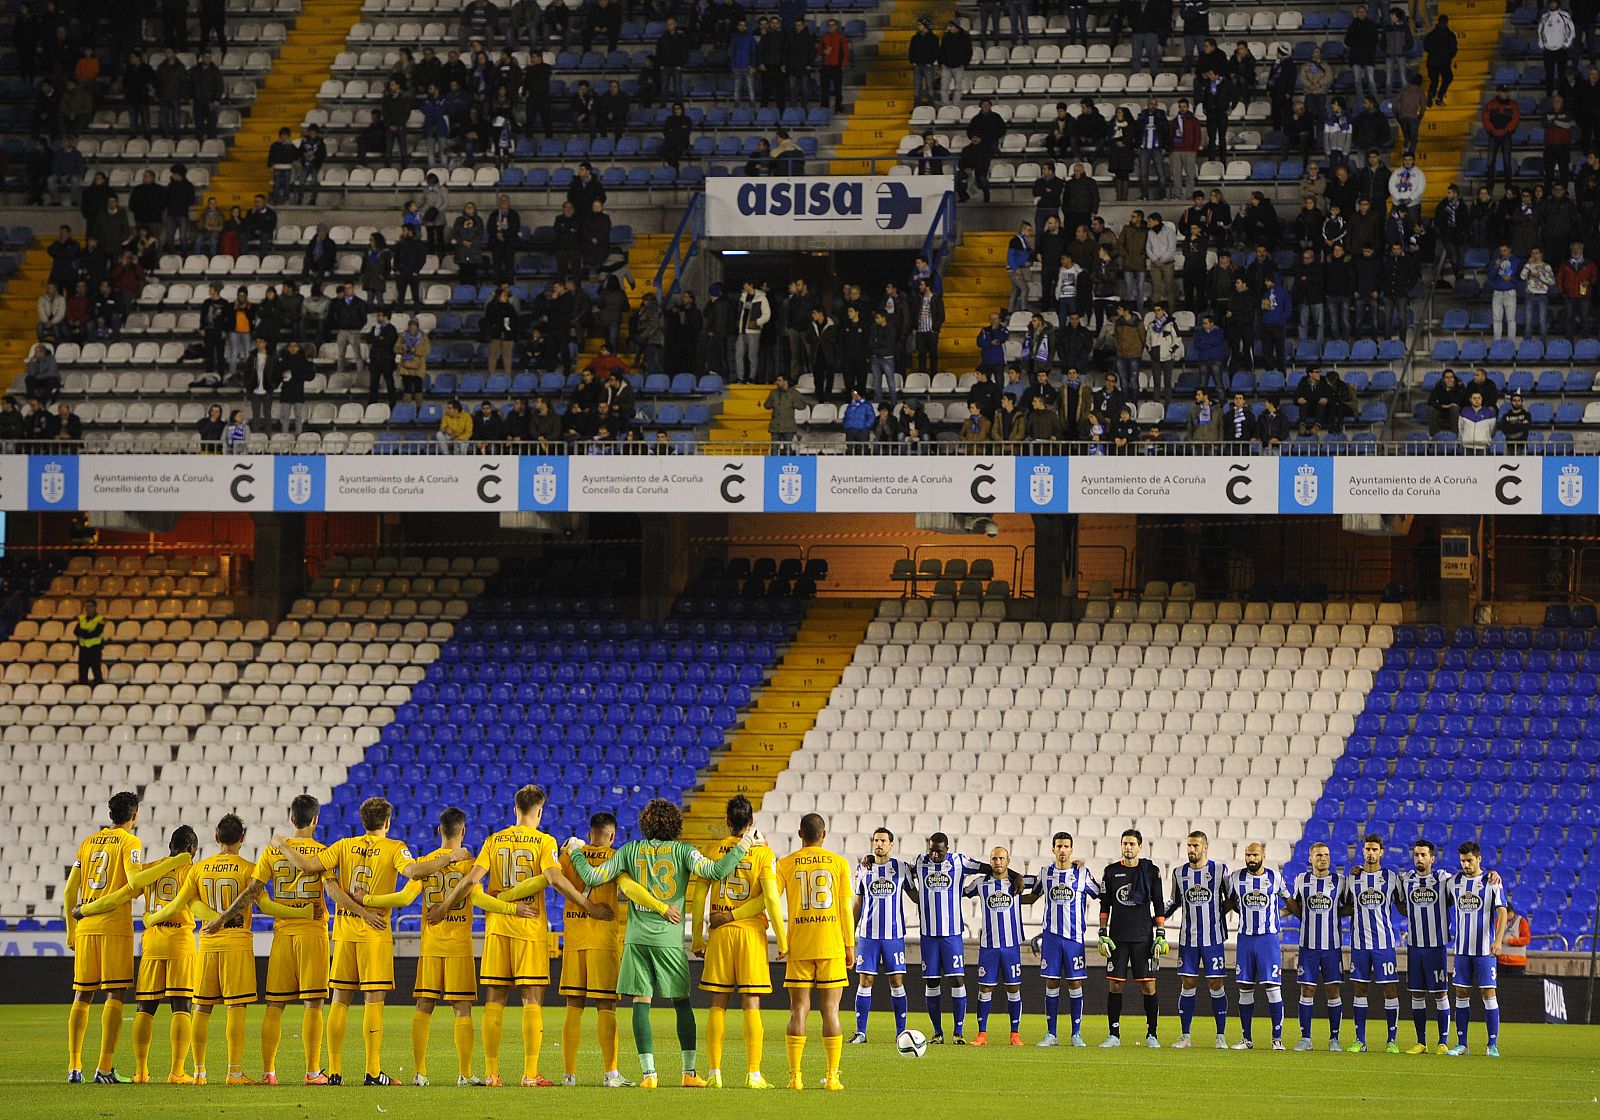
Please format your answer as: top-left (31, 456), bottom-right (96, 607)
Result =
top-left (207, 794), bottom-right (354, 1085)
top-left (357, 805), bottom-right (539, 1086)
top-left (70, 821), bottom-right (198, 1084)
top-left (774, 813), bottom-right (855, 1092)
top-left (690, 794), bottom-right (788, 1089)
top-left (146, 813), bottom-right (311, 1085)
top-left (432, 784), bottom-right (604, 1086)
top-left (62, 790), bottom-right (147, 1084)
top-left (270, 796), bottom-right (466, 1085)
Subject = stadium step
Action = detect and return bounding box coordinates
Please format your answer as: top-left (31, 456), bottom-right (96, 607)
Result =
top-left (682, 600), bottom-right (876, 842)
top-left (934, 229), bottom-right (1015, 361)
top-left (827, 0), bottom-right (930, 172)
top-left (1413, 0), bottom-right (1506, 204)
top-left (0, 237), bottom-right (52, 374)
top-left (707, 384), bottom-right (774, 446)
top-left (203, 0), bottom-right (372, 209)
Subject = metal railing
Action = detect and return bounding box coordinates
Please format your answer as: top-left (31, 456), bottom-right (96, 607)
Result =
top-left (654, 192), bottom-right (705, 305)
top-left (921, 190), bottom-right (960, 278)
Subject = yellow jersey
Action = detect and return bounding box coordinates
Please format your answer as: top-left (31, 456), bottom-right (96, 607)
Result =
top-left (316, 833), bottom-right (417, 943)
top-left (72, 826), bottom-right (144, 936)
top-left (776, 846), bottom-right (854, 961)
top-left (473, 825), bottom-right (560, 941)
top-left (703, 837), bottom-right (777, 934)
top-left (417, 847), bottom-right (479, 959)
top-left (190, 852), bottom-right (257, 952)
top-left (252, 836), bottom-right (330, 934)
top-left (139, 861), bottom-right (195, 956)
top-left (560, 845), bottom-right (624, 951)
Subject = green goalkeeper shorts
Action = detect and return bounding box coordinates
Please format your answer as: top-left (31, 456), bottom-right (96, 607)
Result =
top-left (617, 943), bottom-right (691, 1001)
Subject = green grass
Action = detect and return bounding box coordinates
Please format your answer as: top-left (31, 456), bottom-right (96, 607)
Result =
top-left (0, 1004), bottom-right (1596, 1119)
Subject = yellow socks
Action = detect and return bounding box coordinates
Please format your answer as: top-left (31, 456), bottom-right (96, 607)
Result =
top-left (132, 1011), bottom-right (154, 1081)
top-left (261, 1004), bottom-right (283, 1075)
top-left (362, 1001), bottom-right (384, 1078)
top-left (302, 1004), bottom-right (324, 1076)
top-left (453, 1015), bottom-right (474, 1080)
top-left (95, 998), bottom-right (125, 1073)
top-left (326, 1002), bottom-right (347, 1076)
top-left (67, 1000), bottom-right (91, 1070)
top-left (785, 1034), bottom-right (806, 1080)
top-left (482, 1004), bottom-right (504, 1080)
top-left (192, 1009), bottom-right (212, 1075)
top-left (562, 1004), bottom-right (584, 1077)
top-left (597, 1007), bottom-right (618, 1073)
top-left (707, 1005), bottom-right (726, 1071)
top-left (744, 1007), bottom-right (764, 1074)
top-left (822, 1033), bottom-right (842, 1078)
top-left (412, 1011), bottom-right (431, 1079)
top-left (169, 1011), bottom-right (192, 1079)
top-left (521, 1004), bottom-right (543, 1079)
top-left (225, 1006), bottom-right (247, 1076)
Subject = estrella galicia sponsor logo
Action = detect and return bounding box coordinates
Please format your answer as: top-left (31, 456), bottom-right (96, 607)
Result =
top-left (763, 456), bottom-right (815, 512)
top-left (970, 462), bottom-right (997, 505)
top-left (1307, 893), bottom-right (1334, 912)
top-left (1410, 886), bottom-right (1438, 906)
top-left (275, 455), bottom-right (325, 511)
top-left (720, 461), bottom-right (747, 505)
top-left (1224, 462), bottom-right (1253, 506)
top-left (518, 456), bottom-right (567, 511)
top-left (1049, 883), bottom-right (1074, 902)
top-left (986, 892), bottom-right (1012, 910)
top-left (1242, 889), bottom-right (1270, 910)
top-left (1358, 889), bottom-right (1386, 908)
top-left (1280, 457), bottom-right (1332, 513)
top-left (1016, 456), bottom-right (1069, 512)
top-left (476, 462), bottom-right (504, 504)
top-left (924, 870), bottom-right (953, 890)
top-left (228, 461), bottom-right (258, 505)
top-left (1185, 886), bottom-right (1213, 904)
top-left (867, 878), bottom-right (896, 898)
top-left (1545, 457), bottom-right (1596, 514)
top-left (1494, 461), bottom-right (1523, 506)
top-left (29, 456), bottom-right (78, 510)
top-left (1457, 891), bottom-right (1483, 913)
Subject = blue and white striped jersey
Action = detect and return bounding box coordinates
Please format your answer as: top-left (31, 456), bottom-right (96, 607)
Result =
top-left (853, 857), bottom-right (909, 940)
top-left (1230, 867), bottom-right (1290, 937)
top-left (1394, 869), bottom-right (1454, 949)
top-left (1340, 868), bottom-right (1399, 950)
top-left (1449, 873), bottom-right (1506, 956)
top-left (1168, 860), bottom-right (1229, 947)
top-left (914, 851), bottom-right (983, 937)
top-left (1037, 864), bottom-right (1100, 941)
top-left (1290, 871), bottom-right (1344, 950)
top-left (962, 873), bottom-right (1031, 949)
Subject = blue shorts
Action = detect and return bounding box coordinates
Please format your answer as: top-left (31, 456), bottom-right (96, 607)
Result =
top-left (854, 936), bottom-right (907, 976)
top-left (1179, 942), bottom-right (1227, 978)
top-left (1235, 934), bottom-right (1283, 985)
top-left (919, 933), bottom-right (965, 981)
top-left (977, 945), bottom-right (1022, 987)
top-left (1407, 945), bottom-right (1448, 992)
top-left (1350, 947), bottom-right (1399, 984)
top-left (1298, 947), bottom-right (1344, 987)
top-left (1452, 953), bottom-right (1497, 989)
top-left (1039, 932), bottom-right (1087, 982)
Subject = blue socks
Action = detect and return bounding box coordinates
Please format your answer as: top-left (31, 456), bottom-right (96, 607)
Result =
top-left (1298, 997), bottom-right (1314, 1040)
top-left (977, 991), bottom-right (992, 1033)
top-left (1436, 995), bottom-right (1451, 1044)
top-left (1179, 990), bottom-right (1197, 1034)
top-left (1411, 996), bottom-right (1427, 1042)
top-left (925, 985), bottom-right (943, 1037)
top-left (1327, 997), bottom-right (1342, 1041)
top-left (1267, 988), bottom-right (1284, 1041)
top-left (1045, 989), bottom-right (1060, 1036)
top-left (1354, 996), bottom-right (1368, 1044)
top-left (1238, 990), bottom-right (1255, 1041)
top-left (1211, 990), bottom-right (1228, 1035)
top-left (1008, 991), bottom-right (1022, 1033)
top-left (855, 987), bottom-right (872, 1036)
top-left (890, 985), bottom-right (908, 1034)
top-left (1069, 988), bottom-right (1084, 1038)
top-left (1454, 998), bottom-right (1471, 1046)
top-left (1484, 998), bottom-right (1499, 1047)
top-left (951, 985), bottom-right (968, 1037)
top-left (1385, 997), bottom-right (1400, 1043)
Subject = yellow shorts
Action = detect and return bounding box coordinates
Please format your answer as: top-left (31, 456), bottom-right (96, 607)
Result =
top-left (783, 956), bottom-right (849, 990)
top-left (700, 925), bottom-right (772, 995)
top-left (73, 932), bottom-right (135, 993)
top-left (559, 946), bottom-right (621, 1000)
top-left (195, 947), bottom-right (257, 1007)
top-left (414, 954), bottom-right (478, 1003)
top-left (480, 933), bottom-right (550, 988)
top-left (135, 952), bottom-right (196, 1002)
top-left (265, 929), bottom-right (329, 1003)
top-left (329, 939), bottom-right (394, 993)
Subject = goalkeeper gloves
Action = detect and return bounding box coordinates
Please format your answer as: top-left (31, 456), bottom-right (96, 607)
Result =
top-left (1154, 932), bottom-right (1169, 957)
top-left (1097, 932), bottom-right (1116, 958)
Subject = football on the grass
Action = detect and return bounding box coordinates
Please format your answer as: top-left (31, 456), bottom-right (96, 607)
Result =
top-left (897, 1028), bottom-right (928, 1057)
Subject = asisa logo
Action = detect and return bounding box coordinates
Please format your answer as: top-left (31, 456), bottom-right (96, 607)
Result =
top-left (733, 180), bottom-right (926, 230)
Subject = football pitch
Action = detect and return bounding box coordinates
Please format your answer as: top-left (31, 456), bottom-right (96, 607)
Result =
top-left (0, 1005), bottom-right (1595, 1119)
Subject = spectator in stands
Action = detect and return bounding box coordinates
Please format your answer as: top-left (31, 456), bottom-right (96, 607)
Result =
top-left (296, 224), bottom-right (335, 291)
top-left (1004, 222), bottom-right (1034, 312)
top-left (263, 127), bottom-right (299, 205)
top-left (272, 340), bottom-right (311, 435)
top-left (1344, 7), bottom-right (1381, 108)
top-left (1139, 303), bottom-right (1179, 401)
top-left (1459, 391), bottom-right (1496, 448)
top-left (866, 309), bottom-right (898, 406)
top-left (219, 287), bottom-right (253, 382)
top-left (109, 250), bottom-right (145, 314)
top-left (292, 124), bottom-right (327, 205)
top-left (817, 19), bottom-right (850, 113)
top-left (395, 318), bottom-right (430, 407)
top-left (771, 130), bottom-right (807, 174)
top-left (1379, 241), bottom-right (1418, 338)
top-left (728, 19), bottom-right (758, 107)
top-left (1389, 154), bottom-right (1427, 222)
top-left (763, 371), bottom-right (805, 452)
top-left (24, 341), bottom-right (60, 403)
top-left (242, 336), bottom-right (277, 431)
top-left (436, 397), bottom-right (473, 452)
top-left (938, 17), bottom-right (972, 107)
top-left (46, 138), bottom-right (84, 210)
top-left (976, 311), bottom-right (1009, 379)
top-left (835, 388), bottom-right (871, 449)
top-left (1426, 367), bottom-right (1466, 436)
top-left (1495, 906), bottom-right (1530, 973)
top-left (1490, 391), bottom-right (1532, 452)
top-left (0, 396), bottom-right (22, 451)
top-left (1482, 87), bottom-right (1520, 191)
top-left (72, 599), bottom-right (106, 684)
top-left (451, 202), bottom-right (485, 283)
top-left (1540, 0), bottom-right (1576, 96)
top-left (481, 284), bottom-right (520, 379)
top-left (1516, 247), bottom-right (1555, 341)
top-left (36, 283), bottom-right (65, 343)
top-left (1131, 97), bottom-right (1169, 201)
top-left (912, 279), bottom-right (943, 378)
top-left (359, 310), bottom-right (396, 406)
top-left (1488, 243), bottom-right (1521, 342)
top-left (45, 400), bottom-right (83, 448)
top-left (659, 102), bottom-right (693, 171)
top-left (194, 196), bottom-right (224, 257)
top-left (1106, 304), bottom-right (1141, 388)
top-left (1557, 241), bottom-right (1597, 335)
top-left (909, 17), bottom-right (939, 106)
top-left (632, 291), bottom-right (664, 375)
top-left (1300, 45), bottom-right (1334, 127)
top-left (1014, 313), bottom-right (1048, 375)
top-left (734, 280), bottom-right (770, 384)
top-left (1182, 386), bottom-right (1219, 442)
top-left (197, 282), bottom-right (229, 380)
top-left (1106, 402), bottom-right (1139, 452)
top-left (581, 200), bottom-right (612, 277)
top-left (1021, 393), bottom-right (1060, 445)
top-left (377, 78), bottom-right (414, 167)
top-left (1146, 213), bottom-right (1177, 308)
top-left (189, 49), bottom-right (222, 141)
top-left (470, 399), bottom-right (505, 450)
top-left (327, 284), bottom-right (368, 375)
top-left (235, 194), bottom-right (275, 257)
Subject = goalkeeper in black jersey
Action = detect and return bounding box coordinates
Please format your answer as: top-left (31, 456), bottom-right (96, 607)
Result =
top-left (1097, 828), bottom-right (1166, 1048)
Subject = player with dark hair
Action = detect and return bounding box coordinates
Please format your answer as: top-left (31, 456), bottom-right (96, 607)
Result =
top-left (911, 831), bottom-right (986, 1043)
top-left (1444, 841), bottom-right (1509, 1057)
top-left (1023, 830), bottom-right (1099, 1047)
top-left (776, 813), bottom-right (855, 1090)
top-left (847, 826), bottom-right (915, 1044)
top-left (1097, 828), bottom-right (1166, 1048)
top-left (691, 794), bottom-right (787, 1088)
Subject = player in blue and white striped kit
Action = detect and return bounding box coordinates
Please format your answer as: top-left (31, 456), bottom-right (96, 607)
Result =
top-left (848, 827), bottom-right (916, 1044)
top-left (1022, 832), bottom-right (1098, 1048)
top-left (1229, 842), bottom-right (1290, 1050)
top-left (1339, 834), bottom-right (1403, 1052)
top-left (1395, 839), bottom-right (1455, 1052)
top-left (912, 833), bottom-right (985, 1044)
top-left (1445, 841), bottom-right (1508, 1058)
top-left (1165, 830), bottom-right (1230, 1049)
top-left (1287, 842), bottom-right (1345, 1051)
top-left (962, 847), bottom-right (1030, 1047)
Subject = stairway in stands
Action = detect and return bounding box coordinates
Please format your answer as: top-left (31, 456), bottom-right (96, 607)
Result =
top-left (0, 240), bottom-right (50, 378)
top-left (828, 1), bottom-right (926, 174)
top-left (1414, 0), bottom-right (1504, 203)
top-left (683, 601), bottom-right (875, 846)
top-left (938, 230), bottom-right (1013, 371)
